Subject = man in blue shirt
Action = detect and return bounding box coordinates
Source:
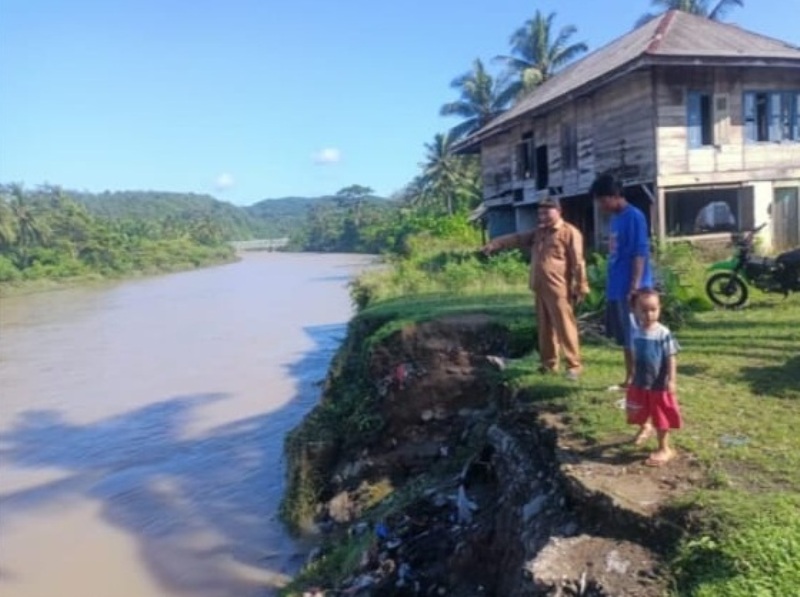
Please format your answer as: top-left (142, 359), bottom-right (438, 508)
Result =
top-left (591, 173), bottom-right (653, 389)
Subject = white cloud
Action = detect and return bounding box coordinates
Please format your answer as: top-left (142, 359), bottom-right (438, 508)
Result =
top-left (214, 172), bottom-right (235, 190)
top-left (312, 147), bottom-right (342, 165)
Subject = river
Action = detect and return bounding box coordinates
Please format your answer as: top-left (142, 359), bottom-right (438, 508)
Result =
top-left (0, 252), bottom-right (373, 597)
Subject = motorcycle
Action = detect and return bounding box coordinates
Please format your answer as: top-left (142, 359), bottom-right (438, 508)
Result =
top-left (705, 223), bottom-right (800, 308)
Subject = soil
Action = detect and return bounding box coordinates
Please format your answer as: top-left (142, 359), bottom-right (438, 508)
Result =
top-left (292, 316), bottom-right (706, 596)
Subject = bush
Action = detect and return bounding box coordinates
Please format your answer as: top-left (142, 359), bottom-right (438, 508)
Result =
top-left (0, 254), bottom-right (21, 282)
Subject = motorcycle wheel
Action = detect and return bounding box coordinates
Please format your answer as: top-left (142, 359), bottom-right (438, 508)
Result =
top-left (706, 272), bottom-right (749, 308)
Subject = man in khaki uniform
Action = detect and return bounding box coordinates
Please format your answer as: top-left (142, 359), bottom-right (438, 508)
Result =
top-left (483, 198), bottom-right (589, 379)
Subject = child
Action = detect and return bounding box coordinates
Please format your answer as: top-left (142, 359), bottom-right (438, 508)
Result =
top-left (626, 288), bottom-right (682, 467)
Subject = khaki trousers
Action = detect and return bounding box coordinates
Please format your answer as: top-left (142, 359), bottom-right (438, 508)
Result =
top-left (534, 290), bottom-right (581, 372)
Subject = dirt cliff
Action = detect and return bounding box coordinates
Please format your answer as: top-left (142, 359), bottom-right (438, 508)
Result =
top-left (282, 314), bottom-right (703, 596)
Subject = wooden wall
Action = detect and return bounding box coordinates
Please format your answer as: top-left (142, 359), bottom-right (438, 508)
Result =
top-left (480, 131), bottom-right (515, 204)
top-left (655, 65), bottom-right (800, 186)
top-left (479, 69), bottom-right (657, 204)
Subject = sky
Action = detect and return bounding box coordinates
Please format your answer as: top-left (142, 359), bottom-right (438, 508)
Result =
top-left (1, 0), bottom-right (798, 206)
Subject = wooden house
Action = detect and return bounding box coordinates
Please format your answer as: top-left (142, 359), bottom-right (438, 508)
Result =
top-left (456, 11), bottom-right (800, 251)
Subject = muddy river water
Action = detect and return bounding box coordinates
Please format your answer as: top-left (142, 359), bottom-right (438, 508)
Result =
top-left (0, 252), bottom-right (373, 597)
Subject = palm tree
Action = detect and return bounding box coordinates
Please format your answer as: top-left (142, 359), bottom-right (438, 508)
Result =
top-left (418, 132), bottom-right (480, 215)
top-left (6, 184), bottom-right (49, 266)
top-left (0, 198), bottom-right (17, 250)
top-left (636, 0), bottom-right (744, 27)
top-left (495, 11), bottom-right (588, 98)
top-left (440, 58), bottom-right (516, 141)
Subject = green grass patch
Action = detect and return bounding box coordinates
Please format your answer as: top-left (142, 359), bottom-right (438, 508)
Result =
top-left (502, 292), bottom-right (800, 594)
top-left (279, 533), bottom-right (376, 596)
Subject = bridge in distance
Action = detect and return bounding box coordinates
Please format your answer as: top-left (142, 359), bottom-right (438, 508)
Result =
top-left (229, 238), bottom-right (290, 252)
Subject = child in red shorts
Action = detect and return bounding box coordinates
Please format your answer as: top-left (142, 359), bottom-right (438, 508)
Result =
top-left (626, 288), bottom-right (682, 466)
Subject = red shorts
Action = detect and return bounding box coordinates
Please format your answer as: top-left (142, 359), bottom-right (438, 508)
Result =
top-left (625, 386), bottom-right (682, 430)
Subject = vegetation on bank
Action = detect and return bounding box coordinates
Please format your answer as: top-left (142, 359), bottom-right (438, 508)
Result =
top-left (0, 184), bottom-right (236, 290)
top-left (282, 215), bottom-right (799, 595)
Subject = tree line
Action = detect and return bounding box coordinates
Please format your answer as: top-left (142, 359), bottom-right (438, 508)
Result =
top-left (1, 1), bottom-right (746, 282)
top-left (0, 184), bottom-right (236, 284)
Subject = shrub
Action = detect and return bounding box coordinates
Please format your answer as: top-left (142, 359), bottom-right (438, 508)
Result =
top-left (0, 254), bottom-right (21, 282)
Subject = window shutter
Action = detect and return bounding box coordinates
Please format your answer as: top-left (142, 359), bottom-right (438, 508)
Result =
top-left (714, 94), bottom-right (730, 145)
top-left (743, 92), bottom-right (756, 142)
top-left (769, 93), bottom-right (782, 141)
top-left (794, 93), bottom-right (800, 141)
top-left (687, 92), bottom-right (702, 148)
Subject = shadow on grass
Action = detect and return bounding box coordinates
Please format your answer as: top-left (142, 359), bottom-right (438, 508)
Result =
top-left (740, 353), bottom-right (800, 399)
top-left (679, 363), bottom-right (710, 377)
top-left (672, 539), bottom-right (741, 596)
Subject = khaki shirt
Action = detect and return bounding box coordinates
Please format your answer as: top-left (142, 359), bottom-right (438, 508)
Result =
top-left (492, 220), bottom-right (589, 297)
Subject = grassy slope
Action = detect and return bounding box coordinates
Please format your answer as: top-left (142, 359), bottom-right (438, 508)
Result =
top-left (497, 292), bottom-right (800, 595)
top-left (334, 291), bottom-right (799, 595)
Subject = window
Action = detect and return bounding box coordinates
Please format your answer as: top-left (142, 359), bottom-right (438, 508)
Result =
top-left (535, 145), bottom-right (549, 190)
top-left (560, 123), bottom-right (578, 169)
top-left (687, 92), bottom-right (714, 148)
top-left (665, 188), bottom-right (753, 237)
top-left (744, 91), bottom-right (800, 142)
top-left (515, 133), bottom-right (535, 179)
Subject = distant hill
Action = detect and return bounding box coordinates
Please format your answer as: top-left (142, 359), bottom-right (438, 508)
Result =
top-left (70, 190), bottom-right (266, 240)
top-left (245, 194), bottom-right (394, 238)
top-left (65, 189), bottom-right (396, 241)
top-left (245, 196), bottom-right (335, 237)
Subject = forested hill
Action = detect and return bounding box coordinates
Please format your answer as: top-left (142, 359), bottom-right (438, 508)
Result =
top-left (69, 189), bottom-right (394, 241)
top-left (245, 194), bottom-right (392, 238)
top-left (71, 190), bottom-right (266, 240)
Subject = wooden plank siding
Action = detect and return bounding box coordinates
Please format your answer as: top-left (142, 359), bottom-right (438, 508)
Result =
top-left (655, 65), bottom-right (800, 187)
top-left (479, 69), bottom-right (657, 204)
top-left (480, 131), bottom-right (515, 205)
top-left (590, 70), bottom-right (656, 184)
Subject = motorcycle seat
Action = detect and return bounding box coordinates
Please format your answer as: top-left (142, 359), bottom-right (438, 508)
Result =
top-left (776, 248), bottom-right (800, 267)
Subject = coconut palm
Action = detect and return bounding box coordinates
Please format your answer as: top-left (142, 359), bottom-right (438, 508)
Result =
top-left (494, 11), bottom-right (588, 99)
top-left (0, 201), bottom-right (17, 250)
top-left (6, 184), bottom-right (49, 266)
top-left (636, 0), bottom-right (744, 27)
top-left (440, 58), bottom-right (516, 141)
top-left (417, 132), bottom-right (480, 216)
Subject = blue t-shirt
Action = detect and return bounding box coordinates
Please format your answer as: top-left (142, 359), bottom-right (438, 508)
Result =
top-left (630, 320), bottom-right (679, 391)
top-left (607, 204), bottom-right (653, 300)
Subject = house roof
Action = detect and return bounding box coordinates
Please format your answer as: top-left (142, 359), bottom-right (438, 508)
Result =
top-left (456, 10), bottom-right (800, 151)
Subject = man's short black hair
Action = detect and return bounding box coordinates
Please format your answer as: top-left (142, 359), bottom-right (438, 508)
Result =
top-left (590, 172), bottom-right (623, 199)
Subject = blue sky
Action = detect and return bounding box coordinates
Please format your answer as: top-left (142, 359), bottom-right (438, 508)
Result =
top-left (0, 0), bottom-right (797, 206)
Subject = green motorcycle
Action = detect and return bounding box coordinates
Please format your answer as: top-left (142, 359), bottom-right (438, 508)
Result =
top-left (706, 223), bottom-right (800, 308)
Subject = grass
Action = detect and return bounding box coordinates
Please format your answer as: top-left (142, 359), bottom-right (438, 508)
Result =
top-left (380, 292), bottom-right (800, 594)
top-left (501, 292), bottom-right (800, 595)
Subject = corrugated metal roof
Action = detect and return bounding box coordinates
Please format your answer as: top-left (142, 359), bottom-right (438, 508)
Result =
top-left (461, 11), bottom-right (800, 148)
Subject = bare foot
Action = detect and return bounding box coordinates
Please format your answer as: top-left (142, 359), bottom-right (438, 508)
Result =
top-left (607, 381), bottom-right (630, 392)
top-left (633, 423), bottom-right (654, 446)
top-left (644, 449), bottom-right (675, 467)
